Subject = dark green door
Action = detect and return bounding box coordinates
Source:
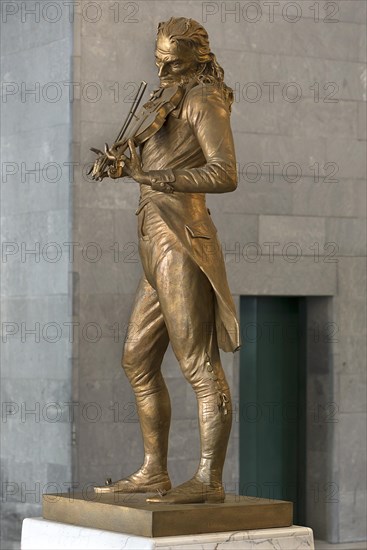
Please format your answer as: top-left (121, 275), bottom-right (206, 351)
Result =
top-left (239, 297), bottom-right (306, 523)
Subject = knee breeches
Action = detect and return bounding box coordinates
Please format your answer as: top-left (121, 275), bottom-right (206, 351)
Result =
top-left (122, 201), bottom-right (230, 403)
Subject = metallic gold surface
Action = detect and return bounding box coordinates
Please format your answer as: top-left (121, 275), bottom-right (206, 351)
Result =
top-left (43, 493), bottom-right (293, 537)
top-left (89, 17), bottom-right (243, 505)
top-left (89, 84), bottom-right (185, 181)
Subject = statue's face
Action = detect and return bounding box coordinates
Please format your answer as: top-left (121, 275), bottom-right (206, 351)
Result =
top-left (155, 35), bottom-right (198, 87)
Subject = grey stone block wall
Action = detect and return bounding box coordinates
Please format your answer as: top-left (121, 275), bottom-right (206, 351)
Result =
top-left (0, 3), bottom-right (73, 548)
top-left (73, 0), bottom-right (366, 543)
top-left (1, 0), bottom-right (366, 546)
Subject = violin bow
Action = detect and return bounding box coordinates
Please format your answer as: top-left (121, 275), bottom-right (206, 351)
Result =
top-left (115, 80), bottom-right (147, 144)
top-left (89, 80), bottom-right (147, 179)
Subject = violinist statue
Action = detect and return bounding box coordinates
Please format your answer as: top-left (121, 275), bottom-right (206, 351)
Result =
top-left (90, 17), bottom-right (240, 504)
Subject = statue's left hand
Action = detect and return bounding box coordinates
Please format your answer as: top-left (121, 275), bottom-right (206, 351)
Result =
top-left (122, 139), bottom-right (150, 185)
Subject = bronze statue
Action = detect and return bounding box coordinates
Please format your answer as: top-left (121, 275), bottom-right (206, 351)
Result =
top-left (91, 16), bottom-right (241, 504)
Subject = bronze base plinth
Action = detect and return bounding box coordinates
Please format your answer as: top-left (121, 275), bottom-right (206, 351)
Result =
top-left (42, 492), bottom-right (293, 537)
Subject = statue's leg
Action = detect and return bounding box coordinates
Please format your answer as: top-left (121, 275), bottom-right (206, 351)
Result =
top-left (94, 274), bottom-right (171, 494)
top-left (145, 244), bottom-right (232, 504)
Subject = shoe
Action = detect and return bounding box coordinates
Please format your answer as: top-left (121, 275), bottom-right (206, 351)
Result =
top-left (146, 476), bottom-right (224, 504)
top-left (94, 470), bottom-right (171, 493)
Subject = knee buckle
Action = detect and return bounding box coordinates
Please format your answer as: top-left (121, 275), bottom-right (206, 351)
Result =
top-left (204, 352), bottom-right (229, 416)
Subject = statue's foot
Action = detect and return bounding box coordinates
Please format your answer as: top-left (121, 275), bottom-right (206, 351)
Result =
top-left (146, 476), bottom-right (225, 504)
top-left (94, 470), bottom-right (171, 494)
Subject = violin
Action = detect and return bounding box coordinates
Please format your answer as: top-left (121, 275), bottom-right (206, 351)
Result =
top-left (88, 82), bottom-right (184, 181)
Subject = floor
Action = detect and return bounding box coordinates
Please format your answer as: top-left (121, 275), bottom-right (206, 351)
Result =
top-left (315, 541), bottom-right (367, 550)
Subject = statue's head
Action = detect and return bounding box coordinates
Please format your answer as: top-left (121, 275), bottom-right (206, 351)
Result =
top-left (155, 17), bottom-right (233, 109)
top-left (155, 17), bottom-right (205, 87)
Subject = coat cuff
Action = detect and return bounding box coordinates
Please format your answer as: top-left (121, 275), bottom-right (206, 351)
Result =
top-left (148, 169), bottom-right (175, 193)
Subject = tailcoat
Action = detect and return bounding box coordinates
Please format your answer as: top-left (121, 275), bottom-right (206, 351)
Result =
top-left (136, 81), bottom-right (241, 353)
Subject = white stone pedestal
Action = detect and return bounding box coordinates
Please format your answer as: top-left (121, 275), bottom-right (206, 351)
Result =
top-left (21, 518), bottom-right (314, 549)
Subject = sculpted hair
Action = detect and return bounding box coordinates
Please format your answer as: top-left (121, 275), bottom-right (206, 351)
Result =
top-left (157, 17), bottom-right (234, 111)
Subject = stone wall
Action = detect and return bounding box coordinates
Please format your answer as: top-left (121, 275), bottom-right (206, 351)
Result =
top-left (73, 0), bottom-right (366, 543)
top-left (0, 0), bottom-right (366, 547)
top-left (0, 4), bottom-right (73, 548)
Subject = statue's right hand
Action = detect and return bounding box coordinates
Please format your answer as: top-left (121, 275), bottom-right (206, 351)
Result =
top-left (107, 162), bottom-right (124, 179)
top-left (90, 156), bottom-right (109, 181)
top-left (89, 143), bottom-right (122, 181)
